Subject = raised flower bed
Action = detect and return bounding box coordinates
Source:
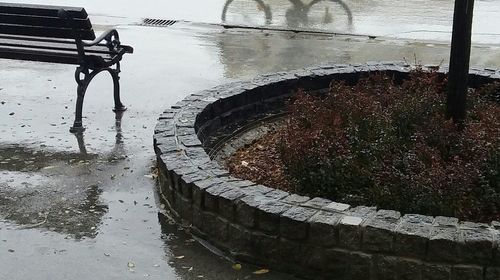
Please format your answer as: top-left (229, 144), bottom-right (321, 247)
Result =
top-left (154, 62), bottom-right (500, 280)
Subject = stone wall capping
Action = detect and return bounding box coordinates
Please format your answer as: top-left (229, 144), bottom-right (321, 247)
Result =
top-left (282, 193), bottom-right (311, 205)
top-left (241, 184), bottom-right (273, 196)
top-left (154, 63), bottom-right (500, 279)
top-left (323, 201), bottom-right (351, 213)
top-left (301, 197), bottom-right (332, 210)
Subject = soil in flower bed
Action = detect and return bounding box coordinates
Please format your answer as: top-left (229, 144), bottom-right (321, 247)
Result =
top-left (227, 70), bottom-right (500, 222)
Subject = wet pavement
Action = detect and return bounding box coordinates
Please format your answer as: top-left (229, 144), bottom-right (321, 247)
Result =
top-left (2, 1), bottom-right (500, 279)
top-left (11, 0), bottom-right (500, 44)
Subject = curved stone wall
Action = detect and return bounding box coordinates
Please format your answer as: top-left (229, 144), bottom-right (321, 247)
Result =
top-left (154, 62), bottom-right (500, 280)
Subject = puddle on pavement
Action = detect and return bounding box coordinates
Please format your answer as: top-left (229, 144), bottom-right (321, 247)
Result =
top-left (0, 144), bottom-right (97, 172)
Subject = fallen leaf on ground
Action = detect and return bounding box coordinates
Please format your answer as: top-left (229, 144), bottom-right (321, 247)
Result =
top-left (175, 255), bottom-right (185, 259)
top-left (253, 269), bottom-right (269, 274)
top-left (232, 263), bottom-right (242, 270)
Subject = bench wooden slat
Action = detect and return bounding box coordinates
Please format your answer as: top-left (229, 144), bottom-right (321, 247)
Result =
top-left (0, 34), bottom-right (107, 48)
top-left (0, 46), bottom-right (113, 66)
top-left (0, 23), bottom-right (96, 40)
top-left (0, 46), bottom-right (80, 64)
top-left (0, 2), bottom-right (88, 19)
top-left (0, 13), bottom-right (92, 29)
top-left (0, 40), bottom-right (115, 56)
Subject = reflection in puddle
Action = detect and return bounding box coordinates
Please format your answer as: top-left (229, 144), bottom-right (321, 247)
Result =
top-left (0, 111), bottom-right (127, 240)
top-left (222, 0), bottom-right (353, 31)
top-left (157, 212), bottom-right (302, 279)
top-left (0, 145), bottom-right (97, 172)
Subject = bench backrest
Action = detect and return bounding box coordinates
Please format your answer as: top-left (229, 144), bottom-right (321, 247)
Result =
top-left (0, 2), bottom-right (96, 40)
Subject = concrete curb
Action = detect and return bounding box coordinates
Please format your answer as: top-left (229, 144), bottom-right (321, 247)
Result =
top-left (154, 62), bottom-right (500, 280)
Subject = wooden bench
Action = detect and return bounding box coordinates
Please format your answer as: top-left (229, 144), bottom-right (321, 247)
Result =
top-left (0, 2), bottom-right (133, 133)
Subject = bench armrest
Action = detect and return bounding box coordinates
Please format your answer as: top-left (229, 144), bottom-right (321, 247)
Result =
top-left (83, 29), bottom-right (133, 54)
top-left (83, 29), bottom-right (120, 48)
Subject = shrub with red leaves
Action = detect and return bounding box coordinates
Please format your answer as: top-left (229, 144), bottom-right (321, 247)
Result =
top-left (279, 70), bottom-right (500, 222)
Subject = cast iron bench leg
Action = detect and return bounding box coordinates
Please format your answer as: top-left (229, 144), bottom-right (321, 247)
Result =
top-left (70, 64), bottom-right (126, 133)
top-left (111, 62), bottom-right (127, 112)
top-left (70, 67), bottom-right (88, 133)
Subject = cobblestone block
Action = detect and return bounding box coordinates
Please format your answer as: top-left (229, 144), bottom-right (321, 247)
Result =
top-left (178, 195), bottom-right (193, 221)
top-left (457, 222), bottom-right (494, 264)
top-left (486, 267), bottom-right (500, 280)
top-left (421, 263), bottom-right (451, 280)
top-left (218, 189), bottom-right (245, 221)
top-left (178, 134), bottom-right (202, 147)
top-left (363, 210), bottom-right (401, 253)
top-left (451, 265), bottom-right (483, 280)
top-left (397, 258), bottom-right (422, 280)
top-left (180, 172), bottom-right (210, 200)
top-left (227, 223), bottom-right (252, 255)
top-left (347, 206), bottom-right (377, 218)
top-left (375, 256), bottom-right (422, 280)
top-left (257, 200), bottom-right (293, 235)
top-left (375, 255), bottom-right (398, 280)
top-left (192, 206), bottom-right (203, 230)
top-left (301, 246), bottom-right (328, 272)
top-left (192, 177), bottom-right (227, 209)
top-left (154, 119), bottom-right (175, 134)
top-left (308, 211), bottom-right (342, 247)
top-left (338, 215), bottom-right (364, 250)
top-left (280, 206), bottom-right (318, 240)
top-left (164, 156), bottom-right (190, 171)
top-left (282, 194), bottom-right (310, 205)
top-left (429, 216), bottom-right (459, 263)
top-left (203, 211), bottom-right (229, 244)
top-left (302, 197), bottom-right (332, 209)
top-left (265, 189), bottom-right (289, 200)
top-left (204, 183), bottom-right (233, 212)
top-left (250, 232), bottom-right (279, 262)
top-left (278, 237), bottom-right (305, 265)
top-left (395, 214), bottom-right (433, 258)
top-left (241, 185), bottom-right (272, 196)
top-left (155, 136), bottom-right (179, 155)
top-left (323, 202), bottom-right (351, 213)
top-left (493, 222), bottom-right (500, 265)
top-left (235, 195), bottom-right (273, 228)
top-left (323, 249), bottom-right (372, 280)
